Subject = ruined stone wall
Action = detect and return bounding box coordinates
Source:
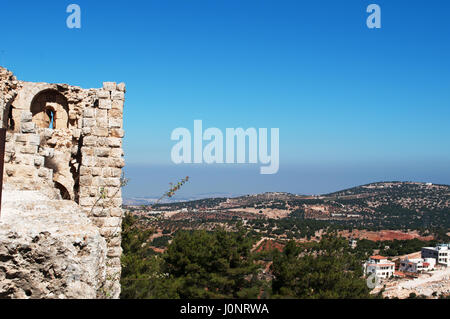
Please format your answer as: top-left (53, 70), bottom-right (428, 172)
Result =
top-left (77, 82), bottom-right (125, 297)
top-left (0, 67), bottom-right (19, 129)
top-left (0, 66), bottom-right (125, 298)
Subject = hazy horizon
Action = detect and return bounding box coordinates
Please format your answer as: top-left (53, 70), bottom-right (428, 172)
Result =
top-left (122, 161), bottom-right (450, 199)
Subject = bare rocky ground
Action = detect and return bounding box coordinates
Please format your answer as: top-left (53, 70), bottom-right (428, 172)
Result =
top-left (0, 186), bottom-right (107, 299)
top-left (380, 267), bottom-right (450, 299)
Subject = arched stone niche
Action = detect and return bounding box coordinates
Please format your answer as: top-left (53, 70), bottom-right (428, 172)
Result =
top-left (30, 89), bottom-right (69, 129)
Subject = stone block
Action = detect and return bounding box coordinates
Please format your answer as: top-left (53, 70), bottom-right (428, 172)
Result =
top-left (107, 247), bottom-right (122, 258)
top-left (21, 122), bottom-right (36, 134)
top-left (97, 90), bottom-right (110, 99)
top-left (21, 144), bottom-right (38, 154)
top-left (79, 196), bottom-right (97, 207)
top-left (91, 176), bottom-right (105, 187)
top-left (79, 167), bottom-right (92, 175)
top-left (109, 158), bottom-right (125, 168)
top-left (79, 186), bottom-right (92, 197)
top-left (92, 167), bottom-right (102, 176)
top-left (96, 117), bottom-right (108, 128)
top-left (117, 82), bottom-right (126, 92)
top-left (105, 187), bottom-right (120, 198)
top-left (108, 237), bottom-right (122, 247)
top-left (99, 99), bottom-right (112, 110)
top-left (107, 138), bottom-right (121, 148)
top-left (82, 118), bottom-right (96, 128)
top-left (104, 217), bottom-right (121, 228)
top-left (108, 118), bottom-right (122, 128)
top-left (103, 82), bottom-right (117, 91)
top-left (15, 134), bottom-right (27, 143)
top-left (5, 165), bottom-right (15, 176)
top-left (111, 91), bottom-right (124, 101)
top-left (108, 109), bottom-right (122, 119)
top-left (10, 164), bottom-right (35, 178)
top-left (111, 100), bottom-right (123, 111)
top-left (28, 134), bottom-right (41, 146)
top-left (79, 175), bottom-right (93, 186)
top-left (110, 198), bottom-right (123, 207)
top-left (82, 127), bottom-right (91, 135)
top-left (93, 127), bottom-right (109, 137)
top-left (82, 147), bottom-right (94, 156)
top-left (109, 129), bottom-right (124, 138)
top-left (15, 153), bottom-right (33, 165)
top-left (110, 168), bottom-right (122, 177)
top-left (102, 167), bottom-right (112, 178)
top-left (82, 155), bottom-right (96, 167)
top-left (91, 217), bottom-right (106, 227)
top-left (69, 110), bottom-right (78, 121)
top-left (34, 156), bottom-right (44, 167)
top-left (5, 132), bottom-right (13, 142)
top-left (92, 207), bottom-right (108, 217)
top-left (73, 129), bottom-right (81, 139)
top-left (96, 157), bottom-right (108, 167)
top-left (110, 208), bottom-right (123, 217)
top-left (105, 178), bottom-right (121, 187)
top-left (84, 108), bottom-right (95, 118)
top-left (83, 136), bottom-right (97, 147)
top-left (95, 109), bottom-right (107, 119)
top-left (95, 147), bottom-right (110, 157)
top-left (103, 167), bottom-right (122, 178)
top-left (112, 188), bottom-right (122, 199)
top-left (99, 227), bottom-right (117, 237)
top-left (97, 137), bottom-right (108, 146)
top-left (21, 111), bottom-right (32, 123)
top-left (37, 167), bottom-right (51, 178)
top-left (110, 149), bottom-right (123, 158)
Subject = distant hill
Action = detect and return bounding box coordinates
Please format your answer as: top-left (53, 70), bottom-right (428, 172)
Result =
top-left (128, 181), bottom-right (449, 231)
top-left (126, 181), bottom-right (449, 210)
top-left (123, 192), bottom-right (242, 206)
top-left (322, 181), bottom-right (449, 211)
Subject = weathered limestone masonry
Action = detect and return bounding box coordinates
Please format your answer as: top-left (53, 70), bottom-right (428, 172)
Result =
top-left (0, 66), bottom-right (125, 298)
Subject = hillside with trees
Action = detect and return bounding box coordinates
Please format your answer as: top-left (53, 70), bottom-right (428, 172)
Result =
top-left (120, 214), bottom-right (376, 299)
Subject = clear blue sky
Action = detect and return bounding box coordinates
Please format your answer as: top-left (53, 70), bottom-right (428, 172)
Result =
top-left (1, 0), bottom-right (449, 197)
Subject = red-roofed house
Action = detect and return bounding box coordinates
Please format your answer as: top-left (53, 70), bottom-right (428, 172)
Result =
top-left (370, 255), bottom-right (387, 260)
top-left (364, 255), bottom-right (395, 279)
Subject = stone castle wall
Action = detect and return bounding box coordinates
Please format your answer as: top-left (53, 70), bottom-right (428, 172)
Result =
top-left (0, 66), bottom-right (125, 298)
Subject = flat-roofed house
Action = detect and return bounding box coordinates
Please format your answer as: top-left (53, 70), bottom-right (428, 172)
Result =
top-left (399, 257), bottom-right (436, 273)
top-left (422, 244), bottom-right (450, 267)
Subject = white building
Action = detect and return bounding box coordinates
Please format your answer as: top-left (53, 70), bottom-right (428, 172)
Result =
top-left (349, 239), bottom-right (357, 249)
top-left (399, 257), bottom-right (436, 273)
top-left (421, 244), bottom-right (450, 267)
top-left (364, 255), bottom-right (395, 279)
